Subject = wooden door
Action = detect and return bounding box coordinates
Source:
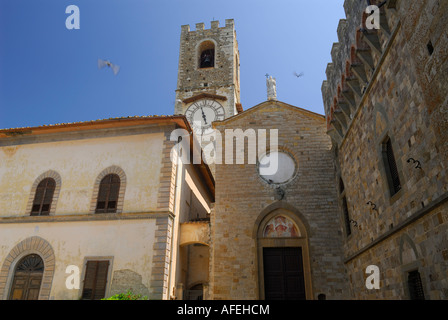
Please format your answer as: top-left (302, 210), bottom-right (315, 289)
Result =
top-left (9, 254), bottom-right (44, 300)
top-left (263, 247), bottom-right (306, 300)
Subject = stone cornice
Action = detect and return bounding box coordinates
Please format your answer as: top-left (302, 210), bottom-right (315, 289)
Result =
top-left (182, 92), bottom-right (228, 104)
top-left (0, 211), bottom-right (174, 224)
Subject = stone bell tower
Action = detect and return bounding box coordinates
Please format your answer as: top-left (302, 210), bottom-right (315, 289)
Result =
top-left (174, 19), bottom-right (242, 120)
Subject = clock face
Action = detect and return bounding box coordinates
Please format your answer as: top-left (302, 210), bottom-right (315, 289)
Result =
top-left (185, 99), bottom-right (225, 134)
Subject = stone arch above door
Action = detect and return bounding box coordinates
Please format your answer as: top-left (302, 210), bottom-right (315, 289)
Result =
top-left (263, 215), bottom-right (300, 238)
top-left (0, 236), bottom-right (55, 300)
top-left (399, 233), bottom-right (420, 266)
top-left (252, 201), bottom-right (311, 240)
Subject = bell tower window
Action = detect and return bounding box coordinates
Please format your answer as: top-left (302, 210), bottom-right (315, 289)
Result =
top-left (198, 41), bottom-right (215, 69)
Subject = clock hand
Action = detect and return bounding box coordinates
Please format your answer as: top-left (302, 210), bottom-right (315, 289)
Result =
top-left (201, 107), bottom-right (208, 124)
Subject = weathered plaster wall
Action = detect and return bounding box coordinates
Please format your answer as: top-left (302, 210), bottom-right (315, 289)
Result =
top-left (0, 219), bottom-right (157, 299)
top-left (0, 132), bottom-right (165, 216)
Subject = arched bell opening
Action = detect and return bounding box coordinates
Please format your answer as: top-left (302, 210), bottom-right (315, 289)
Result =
top-left (198, 40), bottom-right (215, 69)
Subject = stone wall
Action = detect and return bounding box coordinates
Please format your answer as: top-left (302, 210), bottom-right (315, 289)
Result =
top-left (175, 19), bottom-right (240, 119)
top-left (209, 101), bottom-right (349, 300)
top-left (321, 0), bottom-right (448, 299)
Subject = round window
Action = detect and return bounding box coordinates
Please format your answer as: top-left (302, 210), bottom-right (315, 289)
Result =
top-left (258, 151), bottom-right (297, 184)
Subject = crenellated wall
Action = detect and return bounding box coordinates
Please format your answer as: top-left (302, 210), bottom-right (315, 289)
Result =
top-left (322, 0), bottom-right (401, 145)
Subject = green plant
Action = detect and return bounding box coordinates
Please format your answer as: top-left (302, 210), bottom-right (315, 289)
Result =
top-left (102, 290), bottom-right (148, 300)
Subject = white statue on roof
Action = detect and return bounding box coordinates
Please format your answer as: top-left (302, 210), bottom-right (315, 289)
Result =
top-left (266, 74), bottom-right (277, 101)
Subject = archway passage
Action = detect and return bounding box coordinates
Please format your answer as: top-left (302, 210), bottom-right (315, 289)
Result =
top-left (187, 283), bottom-right (204, 300)
top-left (263, 247), bottom-right (306, 300)
top-left (9, 254), bottom-right (44, 300)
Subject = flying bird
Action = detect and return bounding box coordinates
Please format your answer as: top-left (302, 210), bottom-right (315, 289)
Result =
top-left (98, 58), bottom-right (120, 76)
top-left (293, 71), bottom-right (304, 78)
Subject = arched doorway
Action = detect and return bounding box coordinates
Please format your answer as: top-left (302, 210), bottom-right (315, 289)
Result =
top-left (255, 204), bottom-right (313, 300)
top-left (9, 254), bottom-right (44, 300)
top-left (187, 283), bottom-right (204, 300)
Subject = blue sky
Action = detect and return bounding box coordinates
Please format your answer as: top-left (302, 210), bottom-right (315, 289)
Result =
top-left (0, 0), bottom-right (345, 129)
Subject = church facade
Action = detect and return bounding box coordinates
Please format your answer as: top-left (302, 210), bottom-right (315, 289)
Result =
top-left (209, 101), bottom-right (348, 300)
top-left (0, 0), bottom-right (447, 300)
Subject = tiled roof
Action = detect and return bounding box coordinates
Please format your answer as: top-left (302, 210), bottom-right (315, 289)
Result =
top-left (0, 114), bottom-right (179, 132)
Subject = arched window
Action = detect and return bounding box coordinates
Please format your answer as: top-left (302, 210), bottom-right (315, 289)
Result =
top-left (31, 178), bottom-right (56, 216)
top-left (95, 174), bottom-right (120, 213)
top-left (9, 254), bottom-right (44, 300)
top-left (198, 41), bottom-right (215, 68)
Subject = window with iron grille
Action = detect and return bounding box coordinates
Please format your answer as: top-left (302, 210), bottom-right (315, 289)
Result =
top-left (382, 137), bottom-right (401, 196)
top-left (31, 178), bottom-right (56, 216)
top-left (408, 270), bottom-right (425, 300)
top-left (95, 174), bottom-right (120, 213)
top-left (81, 260), bottom-right (110, 300)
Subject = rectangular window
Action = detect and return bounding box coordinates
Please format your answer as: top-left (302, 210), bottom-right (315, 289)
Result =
top-left (81, 260), bottom-right (110, 300)
top-left (342, 197), bottom-right (351, 236)
top-left (382, 137), bottom-right (401, 196)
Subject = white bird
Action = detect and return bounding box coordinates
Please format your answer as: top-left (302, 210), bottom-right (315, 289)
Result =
top-left (98, 58), bottom-right (120, 76)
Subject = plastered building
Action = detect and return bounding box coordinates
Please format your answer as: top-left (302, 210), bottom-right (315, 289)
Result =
top-left (0, 116), bottom-right (214, 300)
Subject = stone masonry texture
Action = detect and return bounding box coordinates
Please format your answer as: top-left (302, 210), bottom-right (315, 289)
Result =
top-left (210, 101), bottom-right (349, 300)
top-left (322, 0), bottom-right (448, 299)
